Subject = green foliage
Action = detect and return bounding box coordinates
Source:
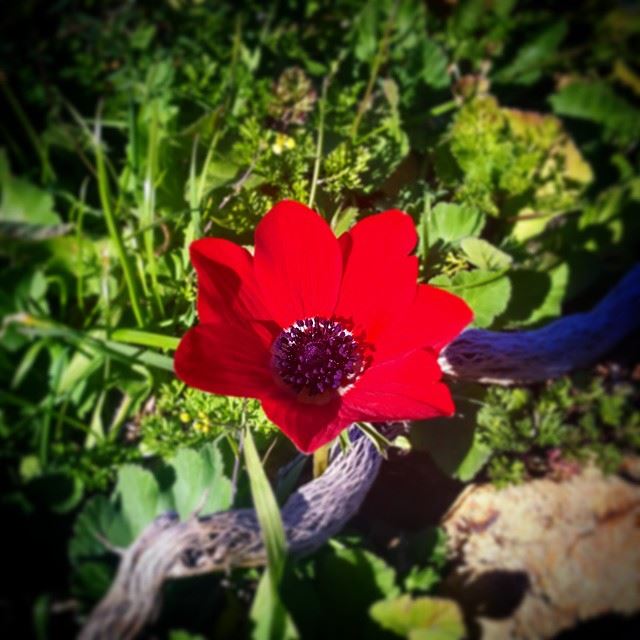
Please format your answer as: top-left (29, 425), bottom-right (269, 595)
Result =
top-left (550, 81), bottom-right (640, 145)
top-left (138, 381), bottom-right (275, 458)
top-left (69, 439), bottom-right (233, 600)
top-left (1, 0), bottom-right (639, 636)
top-left (445, 95), bottom-right (593, 230)
top-left (430, 270), bottom-right (512, 328)
top-left (282, 539), bottom-right (400, 639)
top-left (475, 374), bottom-right (640, 487)
top-left (402, 528), bottom-right (448, 594)
top-left (245, 427), bottom-right (298, 640)
top-left (0, 149), bottom-right (61, 232)
top-left (370, 594), bottom-right (465, 640)
top-left (426, 202), bottom-right (485, 247)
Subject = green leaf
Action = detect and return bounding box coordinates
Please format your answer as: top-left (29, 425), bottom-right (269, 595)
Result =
top-left (111, 329), bottom-right (180, 351)
top-left (353, 3), bottom-right (382, 62)
top-left (244, 428), bottom-right (287, 582)
top-left (493, 21), bottom-right (567, 85)
top-left (69, 495), bottom-right (129, 599)
top-left (502, 264), bottom-right (569, 327)
top-left (412, 391), bottom-right (488, 480)
top-left (330, 206), bottom-right (359, 236)
top-left (428, 203), bottom-right (485, 246)
top-left (57, 347), bottom-right (104, 396)
top-left (421, 40), bottom-right (449, 89)
top-left (166, 443), bottom-right (232, 519)
top-left (370, 595), bottom-right (465, 640)
top-left (0, 148), bottom-right (60, 228)
top-left (317, 544), bottom-right (399, 608)
top-left (11, 340), bottom-right (47, 389)
top-left (454, 432), bottom-right (493, 482)
top-left (430, 270), bottom-right (511, 328)
top-left (114, 465), bottom-right (160, 541)
top-left (460, 237), bottom-right (512, 271)
top-left (250, 569), bottom-right (300, 640)
top-left (69, 442), bottom-right (234, 603)
top-left (283, 543), bottom-right (399, 638)
top-left (168, 631), bottom-right (207, 640)
top-left (549, 81), bottom-right (640, 143)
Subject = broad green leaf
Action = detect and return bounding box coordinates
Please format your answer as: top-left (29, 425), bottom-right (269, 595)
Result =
top-left (317, 544), bottom-right (399, 607)
top-left (412, 390), bottom-right (486, 479)
top-left (353, 3), bottom-right (381, 62)
top-left (525, 263), bottom-right (568, 325)
top-left (69, 495), bottom-right (130, 599)
top-left (549, 81), bottom-right (640, 143)
top-left (460, 237), bottom-right (512, 270)
top-left (421, 40), bottom-right (449, 89)
top-left (167, 443), bottom-right (232, 519)
top-left (69, 442), bottom-right (234, 603)
top-left (0, 148), bottom-right (60, 227)
top-left (370, 595), bottom-right (465, 640)
top-left (430, 270), bottom-right (511, 328)
top-left (168, 448), bottom-right (207, 519)
top-left (187, 158), bottom-right (240, 205)
top-left (114, 465), bottom-right (160, 541)
top-left (503, 264), bottom-right (568, 327)
top-left (283, 543), bottom-right (399, 638)
top-left (428, 203), bottom-right (485, 246)
top-left (493, 21), bottom-right (567, 85)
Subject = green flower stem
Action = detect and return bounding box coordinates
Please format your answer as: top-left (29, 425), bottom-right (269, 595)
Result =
top-left (308, 77), bottom-right (329, 210)
top-left (312, 442), bottom-right (330, 477)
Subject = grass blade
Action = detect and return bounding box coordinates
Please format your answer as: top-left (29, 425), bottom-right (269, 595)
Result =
top-left (244, 427), bottom-right (298, 639)
top-left (93, 105), bottom-right (146, 327)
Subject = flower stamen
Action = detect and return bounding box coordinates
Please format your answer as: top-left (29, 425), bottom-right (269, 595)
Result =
top-left (272, 317), bottom-right (363, 395)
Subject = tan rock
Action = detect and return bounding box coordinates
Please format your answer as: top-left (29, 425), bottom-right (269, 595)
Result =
top-left (442, 465), bottom-right (640, 639)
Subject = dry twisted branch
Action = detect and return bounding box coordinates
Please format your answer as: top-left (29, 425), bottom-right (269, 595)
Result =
top-left (81, 265), bottom-right (640, 639)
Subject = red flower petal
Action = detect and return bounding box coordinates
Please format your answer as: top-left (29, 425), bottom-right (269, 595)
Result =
top-left (373, 284), bottom-right (473, 363)
top-left (260, 389), bottom-right (348, 453)
top-left (174, 322), bottom-right (277, 398)
top-left (342, 350), bottom-right (455, 422)
top-left (191, 238), bottom-right (270, 324)
top-left (254, 200), bottom-right (342, 328)
top-left (335, 210), bottom-right (418, 342)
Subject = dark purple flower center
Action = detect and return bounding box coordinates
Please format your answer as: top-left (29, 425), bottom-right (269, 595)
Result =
top-left (272, 317), bottom-right (362, 396)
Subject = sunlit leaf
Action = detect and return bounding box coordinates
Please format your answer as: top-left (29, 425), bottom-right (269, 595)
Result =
top-left (370, 595), bottom-right (465, 640)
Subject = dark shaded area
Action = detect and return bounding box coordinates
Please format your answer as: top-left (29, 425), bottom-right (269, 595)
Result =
top-left (442, 569), bottom-right (530, 625)
top-left (553, 612), bottom-right (640, 640)
top-left (358, 448), bottom-right (465, 533)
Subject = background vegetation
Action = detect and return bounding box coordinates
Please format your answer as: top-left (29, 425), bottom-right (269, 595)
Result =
top-left (1, 0), bottom-right (639, 637)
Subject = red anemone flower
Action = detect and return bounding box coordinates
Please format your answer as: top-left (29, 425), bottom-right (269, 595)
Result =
top-left (174, 200), bottom-right (472, 453)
